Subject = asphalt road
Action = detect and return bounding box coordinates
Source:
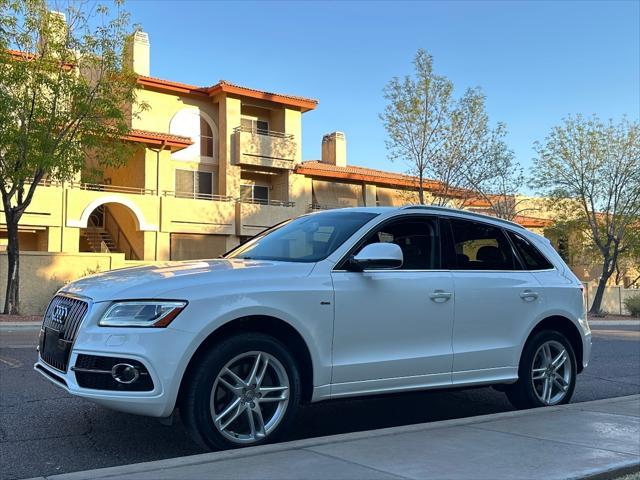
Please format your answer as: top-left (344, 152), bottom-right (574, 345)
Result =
top-left (1, 323), bottom-right (639, 480)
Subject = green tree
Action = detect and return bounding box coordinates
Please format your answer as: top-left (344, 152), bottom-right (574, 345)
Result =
top-left (380, 50), bottom-right (522, 210)
top-left (531, 115), bottom-right (640, 315)
top-left (0, 0), bottom-right (144, 314)
top-left (614, 226), bottom-right (640, 288)
top-left (380, 49), bottom-right (452, 204)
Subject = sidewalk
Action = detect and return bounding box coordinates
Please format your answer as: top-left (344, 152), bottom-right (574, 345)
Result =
top-left (28, 395), bottom-right (639, 480)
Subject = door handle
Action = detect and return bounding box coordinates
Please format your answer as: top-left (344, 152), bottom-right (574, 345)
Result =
top-left (520, 290), bottom-right (539, 301)
top-left (430, 290), bottom-right (452, 303)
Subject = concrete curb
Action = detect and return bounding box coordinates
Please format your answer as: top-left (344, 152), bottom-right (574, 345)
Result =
top-left (0, 321), bottom-right (41, 329)
top-left (589, 320), bottom-right (640, 327)
top-left (28, 395), bottom-right (640, 480)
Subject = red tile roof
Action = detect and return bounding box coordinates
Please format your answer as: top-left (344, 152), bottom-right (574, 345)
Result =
top-left (296, 161), bottom-right (464, 194)
top-left (137, 76), bottom-right (318, 111)
top-left (124, 129), bottom-right (193, 151)
top-left (512, 215), bottom-right (553, 228)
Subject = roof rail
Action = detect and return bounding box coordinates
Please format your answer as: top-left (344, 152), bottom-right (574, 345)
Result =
top-left (400, 204), bottom-right (525, 229)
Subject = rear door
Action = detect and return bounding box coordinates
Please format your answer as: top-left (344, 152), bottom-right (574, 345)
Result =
top-left (443, 218), bottom-right (541, 381)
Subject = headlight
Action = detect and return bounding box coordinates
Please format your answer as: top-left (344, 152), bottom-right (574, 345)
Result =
top-left (99, 301), bottom-right (187, 327)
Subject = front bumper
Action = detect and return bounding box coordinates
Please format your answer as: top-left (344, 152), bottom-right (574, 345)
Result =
top-left (34, 322), bottom-right (196, 418)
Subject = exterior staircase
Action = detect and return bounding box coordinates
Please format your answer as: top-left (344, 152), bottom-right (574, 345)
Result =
top-left (81, 224), bottom-right (119, 254)
top-left (81, 205), bottom-right (140, 259)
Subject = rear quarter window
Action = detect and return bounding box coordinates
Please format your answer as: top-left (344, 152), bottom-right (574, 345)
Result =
top-left (507, 231), bottom-right (554, 270)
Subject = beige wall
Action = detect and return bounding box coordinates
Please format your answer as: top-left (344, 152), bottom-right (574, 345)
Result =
top-left (0, 251), bottom-right (132, 315)
top-left (583, 282), bottom-right (640, 316)
top-left (160, 196), bottom-right (235, 236)
top-left (102, 148), bottom-right (147, 190)
top-left (217, 94), bottom-right (242, 198)
top-left (133, 88), bottom-right (219, 139)
top-left (170, 233), bottom-right (228, 260)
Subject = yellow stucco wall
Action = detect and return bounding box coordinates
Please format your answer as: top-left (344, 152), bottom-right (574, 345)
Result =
top-left (133, 88), bottom-right (220, 139)
top-left (0, 251), bottom-right (129, 314)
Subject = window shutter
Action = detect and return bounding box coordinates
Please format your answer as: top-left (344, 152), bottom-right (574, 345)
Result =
top-left (176, 170), bottom-right (195, 198)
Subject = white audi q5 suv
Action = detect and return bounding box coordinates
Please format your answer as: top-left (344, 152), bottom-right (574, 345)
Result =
top-left (35, 206), bottom-right (591, 449)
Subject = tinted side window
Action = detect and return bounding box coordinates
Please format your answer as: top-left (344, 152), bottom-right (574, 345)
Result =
top-left (507, 231), bottom-right (553, 270)
top-left (355, 217), bottom-right (439, 270)
top-left (450, 219), bottom-right (518, 271)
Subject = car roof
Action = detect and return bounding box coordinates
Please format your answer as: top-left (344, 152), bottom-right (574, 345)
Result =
top-left (310, 205), bottom-right (525, 231)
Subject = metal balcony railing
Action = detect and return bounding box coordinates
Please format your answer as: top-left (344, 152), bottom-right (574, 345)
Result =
top-left (162, 190), bottom-right (235, 202)
top-left (233, 125), bottom-right (295, 140)
top-left (308, 203), bottom-right (355, 211)
top-left (34, 178), bottom-right (296, 208)
top-left (240, 198), bottom-right (295, 207)
top-left (36, 179), bottom-right (155, 195)
top-left (74, 183), bottom-right (156, 195)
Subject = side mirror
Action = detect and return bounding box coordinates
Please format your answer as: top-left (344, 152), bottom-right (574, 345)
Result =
top-left (347, 242), bottom-right (403, 271)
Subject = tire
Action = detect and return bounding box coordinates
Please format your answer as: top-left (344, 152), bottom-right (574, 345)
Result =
top-left (180, 332), bottom-right (301, 450)
top-left (506, 330), bottom-right (577, 409)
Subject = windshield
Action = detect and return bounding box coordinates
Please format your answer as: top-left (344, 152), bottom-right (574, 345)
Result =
top-left (225, 211), bottom-right (379, 263)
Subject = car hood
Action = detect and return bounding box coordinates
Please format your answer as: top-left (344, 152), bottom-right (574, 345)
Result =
top-left (61, 258), bottom-right (316, 302)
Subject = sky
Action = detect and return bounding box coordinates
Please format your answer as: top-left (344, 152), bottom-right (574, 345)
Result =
top-left (122, 0), bottom-right (639, 184)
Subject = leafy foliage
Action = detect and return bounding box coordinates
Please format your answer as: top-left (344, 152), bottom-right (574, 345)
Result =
top-left (380, 49), bottom-right (524, 217)
top-left (531, 115), bottom-right (640, 314)
top-left (0, 0), bottom-right (145, 313)
top-left (379, 49), bottom-right (452, 204)
top-left (623, 294), bottom-right (640, 317)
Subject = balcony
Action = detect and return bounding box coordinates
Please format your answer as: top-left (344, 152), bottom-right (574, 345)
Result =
top-left (233, 126), bottom-right (297, 170)
top-left (236, 200), bottom-right (296, 236)
top-left (161, 191), bottom-right (236, 235)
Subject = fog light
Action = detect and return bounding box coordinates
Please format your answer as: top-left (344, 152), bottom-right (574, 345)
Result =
top-left (111, 363), bottom-right (140, 384)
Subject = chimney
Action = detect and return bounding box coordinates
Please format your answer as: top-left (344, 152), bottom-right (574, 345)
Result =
top-left (321, 132), bottom-right (347, 167)
top-left (38, 11), bottom-right (67, 54)
top-left (125, 31), bottom-right (150, 76)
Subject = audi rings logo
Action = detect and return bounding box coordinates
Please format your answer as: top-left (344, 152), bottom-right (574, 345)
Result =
top-left (51, 305), bottom-right (69, 328)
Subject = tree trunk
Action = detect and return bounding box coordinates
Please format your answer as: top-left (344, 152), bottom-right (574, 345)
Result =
top-left (589, 258), bottom-right (613, 315)
top-left (418, 173), bottom-right (425, 205)
top-left (3, 214), bottom-right (20, 314)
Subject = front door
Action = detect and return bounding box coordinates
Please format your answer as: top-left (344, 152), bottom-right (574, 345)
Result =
top-left (330, 215), bottom-right (454, 396)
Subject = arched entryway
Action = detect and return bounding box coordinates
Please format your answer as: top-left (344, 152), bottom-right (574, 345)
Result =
top-left (79, 202), bottom-right (145, 260)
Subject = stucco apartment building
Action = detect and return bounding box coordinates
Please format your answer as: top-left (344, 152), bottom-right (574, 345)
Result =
top-left (0, 31), bottom-right (549, 266)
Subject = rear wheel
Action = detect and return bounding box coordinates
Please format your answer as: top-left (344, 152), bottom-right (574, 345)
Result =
top-left (180, 333), bottom-right (301, 450)
top-left (506, 330), bottom-right (576, 409)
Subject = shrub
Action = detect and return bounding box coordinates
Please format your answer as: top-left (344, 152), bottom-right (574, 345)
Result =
top-left (623, 294), bottom-right (640, 317)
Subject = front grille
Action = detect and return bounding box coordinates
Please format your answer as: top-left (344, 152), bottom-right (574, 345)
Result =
top-left (40, 295), bottom-right (89, 371)
top-left (42, 295), bottom-right (89, 341)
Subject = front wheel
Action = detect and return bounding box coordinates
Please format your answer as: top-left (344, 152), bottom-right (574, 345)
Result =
top-left (180, 333), bottom-right (301, 450)
top-left (506, 330), bottom-right (577, 409)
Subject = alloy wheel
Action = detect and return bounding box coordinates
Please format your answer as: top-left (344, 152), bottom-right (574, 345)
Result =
top-left (530, 340), bottom-right (572, 405)
top-left (210, 351), bottom-right (290, 444)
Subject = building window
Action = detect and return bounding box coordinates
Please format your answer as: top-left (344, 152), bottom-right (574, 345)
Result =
top-left (241, 117), bottom-right (269, 135)
top-left (200, 117), bottom-right (214, 157)
top-left (175, 169), bottom-right (214, 199)
top-left (169, 109), bottom-right (217, 162)
top-left (240, 184), bottom-right (269, 204)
